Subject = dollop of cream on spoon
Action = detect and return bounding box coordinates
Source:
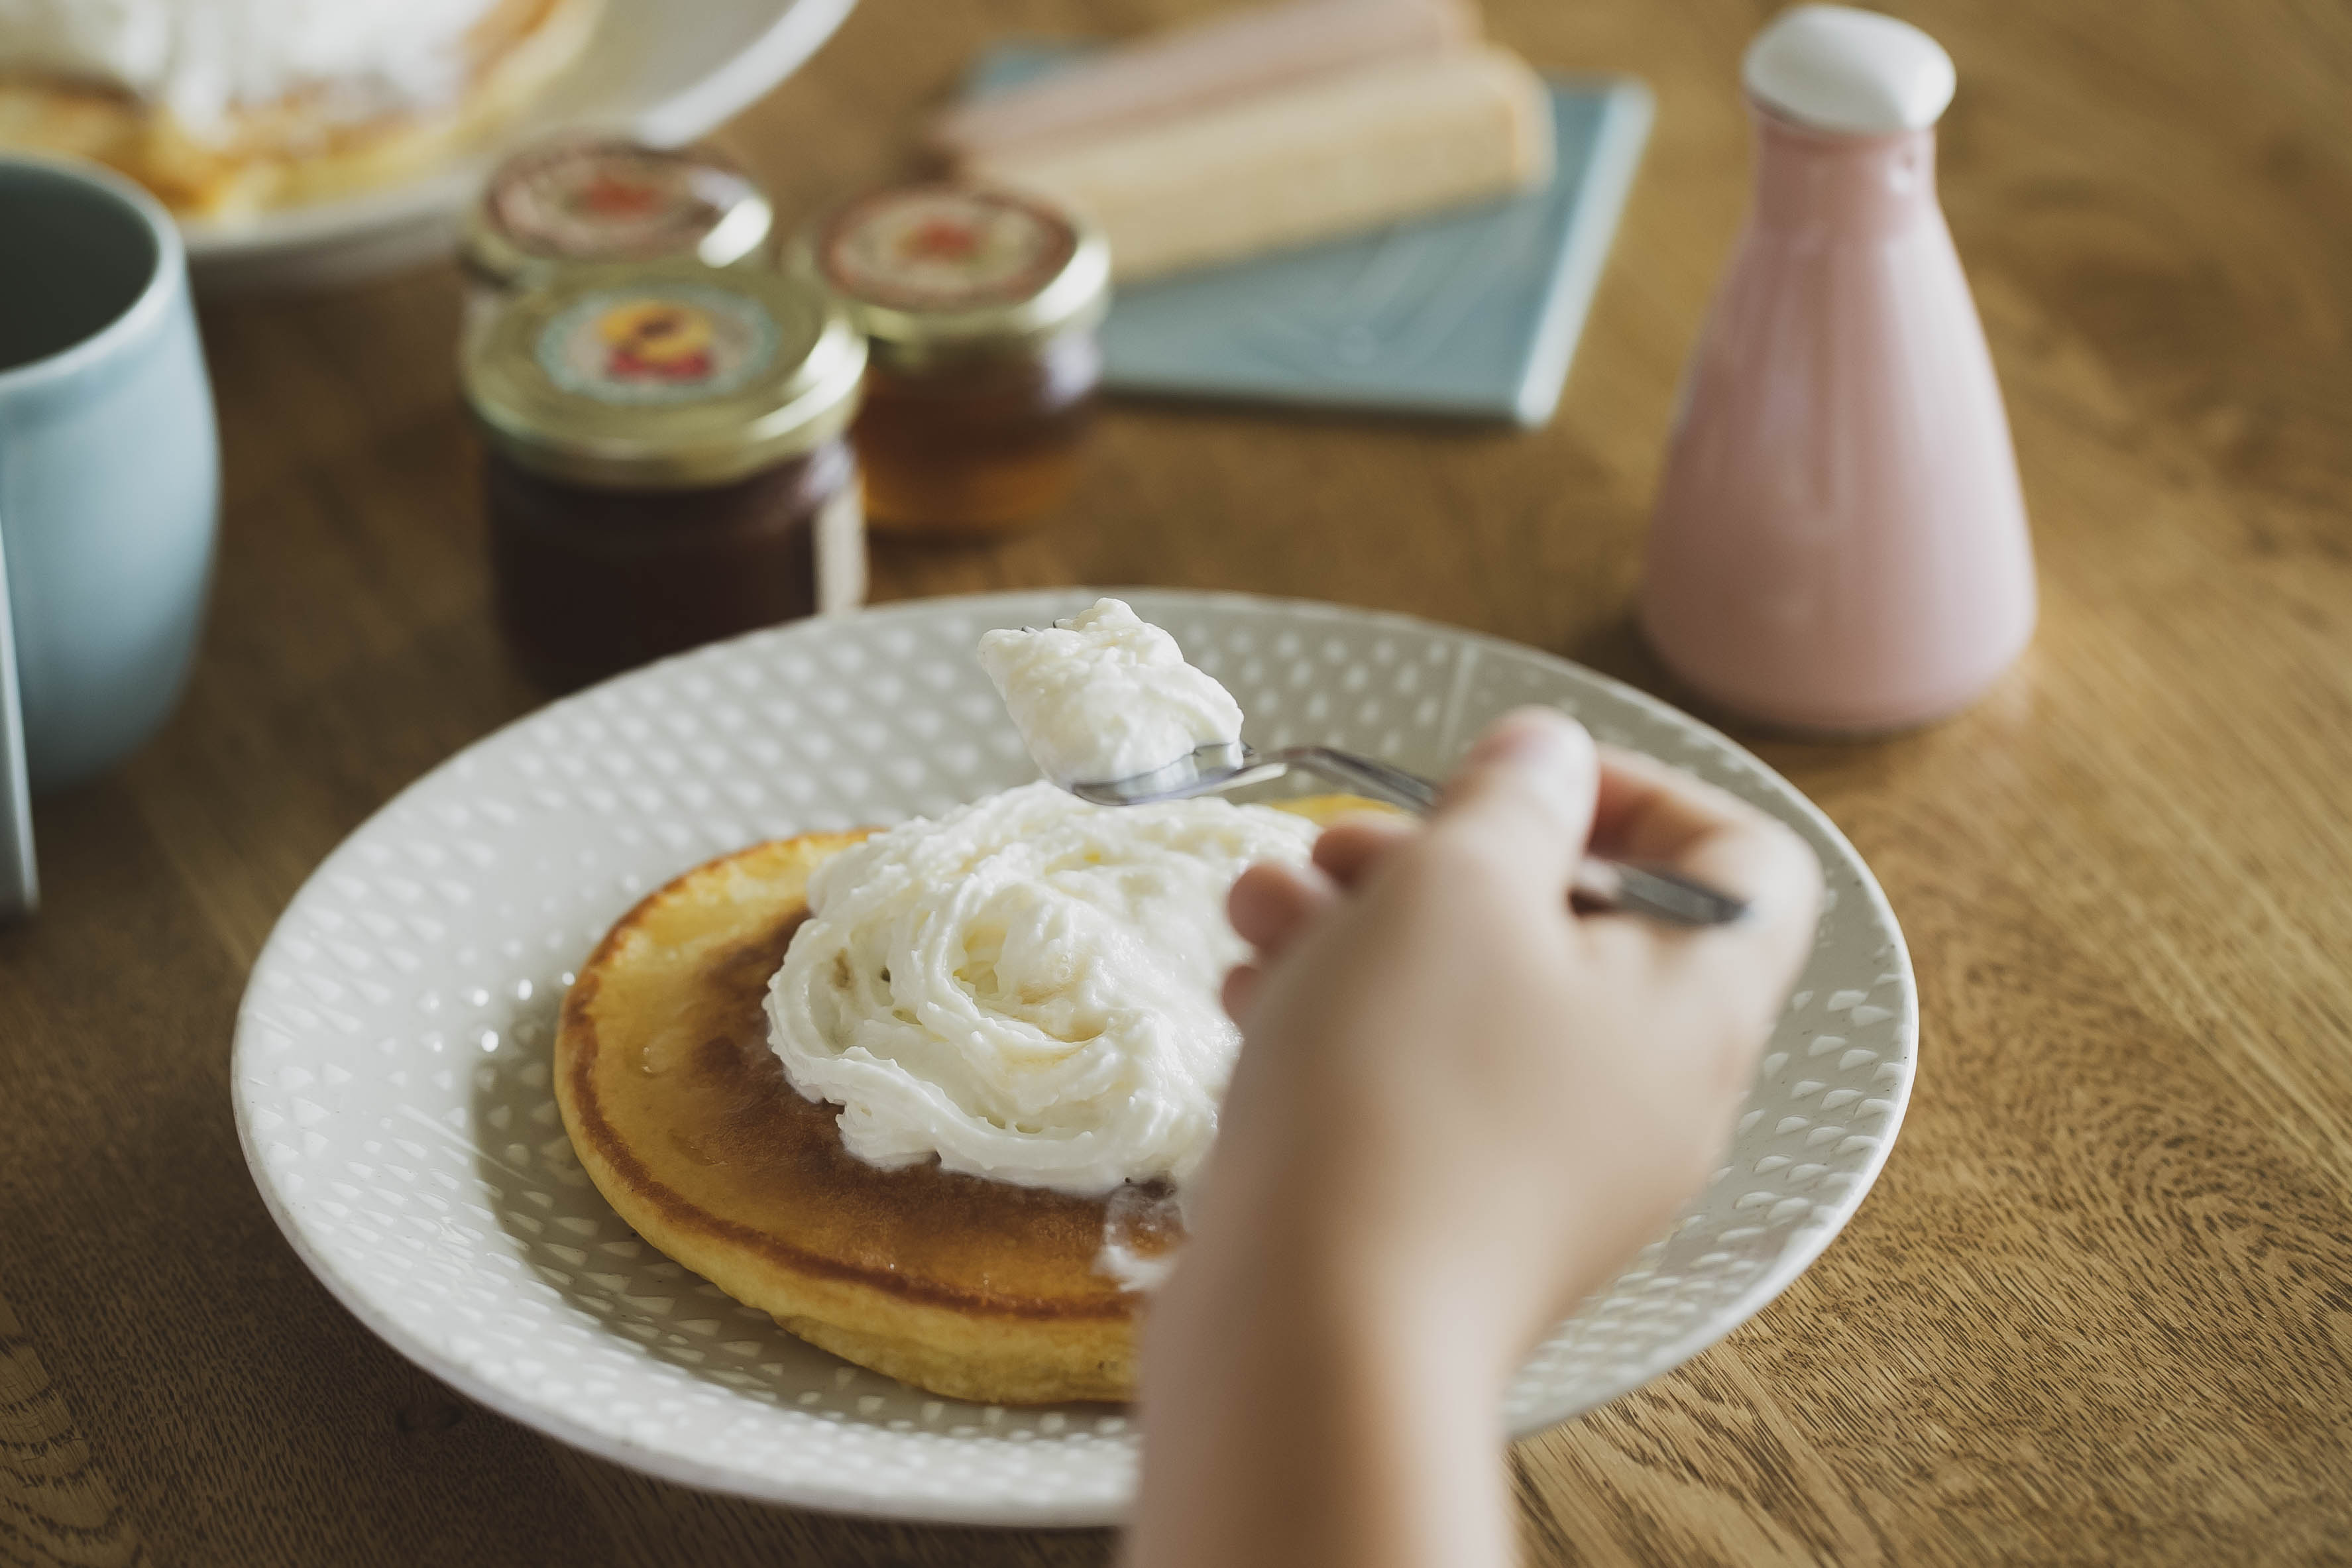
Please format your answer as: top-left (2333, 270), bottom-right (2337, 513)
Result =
top-left (976, 598), bottom-right (1243, 785)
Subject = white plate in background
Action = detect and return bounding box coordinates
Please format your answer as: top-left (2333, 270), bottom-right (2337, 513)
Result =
top-left (231, 590), bottom-right (1916, 1524)
top-left (185, 0), bottom-right (855, 293)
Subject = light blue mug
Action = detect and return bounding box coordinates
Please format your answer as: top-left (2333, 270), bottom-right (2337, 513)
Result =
top-left (0, 154), bottom-right (219, 917)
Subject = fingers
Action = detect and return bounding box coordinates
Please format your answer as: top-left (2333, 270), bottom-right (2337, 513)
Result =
top-left (1675, 820), bottom-right (1822, 1021)
top-left (1589, 746), bottom-right (1820, 928)
top-left (1312, 812), bottom-right (1416, 889)
top-left (1429, 708), bottom-right (1600, 894)
top-left (1221, 962), bottom-right (1262, 1023)
top-left (1591, 746), bottom-right (1764, 866)
top-left (1227, 861), bottom-right (1334, 956)
top-left (1586, 746), bottom-right (1823, 1043)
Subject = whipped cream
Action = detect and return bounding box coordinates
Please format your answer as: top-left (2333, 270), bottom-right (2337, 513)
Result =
top-left (765, 781), bottom-right (1317, 1198)
top-left (977, 598), bottom-right (1244, 785)
top-left (0, 0), bottom-right (502, 135)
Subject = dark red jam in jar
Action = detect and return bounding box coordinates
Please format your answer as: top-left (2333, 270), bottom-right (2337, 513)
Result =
top-left (793, 184), bottom-right (1109, 537)
top-left (461, 260), bottom-right (867, 687)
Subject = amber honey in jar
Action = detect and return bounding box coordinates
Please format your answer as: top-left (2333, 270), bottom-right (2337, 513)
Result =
top-left (794, 184), bottom-right (1109, 537)
top-left (461, 137), bottom-right (774, 344)
top-left (461, 259), bottom-right (867, 687)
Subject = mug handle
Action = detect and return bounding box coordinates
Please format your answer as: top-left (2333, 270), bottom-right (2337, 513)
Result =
top-left (0, 514), bottom-right (39, 919)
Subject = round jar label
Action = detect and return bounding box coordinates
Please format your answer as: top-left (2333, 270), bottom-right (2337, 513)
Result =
top-left (820, 186), bottom-right (1078, 312)
top-left (491, 142), bottom-right (759, 262)
top-left (536, 284), bottom-right (781, 406)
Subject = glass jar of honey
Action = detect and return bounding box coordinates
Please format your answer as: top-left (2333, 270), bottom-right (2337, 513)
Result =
top-left (461, 137), bottom-right (774, 344)
top-left (461, 260), bottom-right (867, 687)
top-left (793, 184), bottom-right (1109, 537)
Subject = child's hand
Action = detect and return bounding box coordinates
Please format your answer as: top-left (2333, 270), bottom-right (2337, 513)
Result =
top-left (1192, 706), bottom-right (1824, 1367)
top-left (1132, 708), bottom-right (1822, 1568)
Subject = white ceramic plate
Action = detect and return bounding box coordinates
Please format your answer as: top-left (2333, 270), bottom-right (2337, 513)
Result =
top-left (231, 590), bottom-right (1916, 1525)
top-left (184, 0), bottom-right (856, 292)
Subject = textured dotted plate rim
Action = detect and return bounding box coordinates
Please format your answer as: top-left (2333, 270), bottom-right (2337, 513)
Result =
top-left (231, 588), bottom-right (1916, 1526)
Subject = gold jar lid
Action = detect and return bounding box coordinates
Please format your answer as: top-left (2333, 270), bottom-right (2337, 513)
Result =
top-left (463, 137), bottom-right (775, 290)
top-left (790, 184), bottom-right (1110, 367)
top-left (462, 260), bottom-right (866, 490)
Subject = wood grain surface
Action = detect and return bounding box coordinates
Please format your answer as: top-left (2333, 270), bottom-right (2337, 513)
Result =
top-left (3, 0), bottom-right (2350, 1563)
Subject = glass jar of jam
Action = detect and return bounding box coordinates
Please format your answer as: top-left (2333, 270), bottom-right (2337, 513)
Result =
top-left (793, 184), bottom-right (1109, 538)
top-left (461, 259), bottom-right (867, 687)
top-left (461, 137), bottom-right (774, 344)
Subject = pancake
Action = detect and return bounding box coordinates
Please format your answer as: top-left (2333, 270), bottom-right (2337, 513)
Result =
top-left (0, 0), bottom-right (600, 219)
top-left (554, 793), bottom-right (1380, 1404)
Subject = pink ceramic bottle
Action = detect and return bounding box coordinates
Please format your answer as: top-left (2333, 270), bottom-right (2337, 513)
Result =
top-left (1642, 5), bottom-right (2034, 732)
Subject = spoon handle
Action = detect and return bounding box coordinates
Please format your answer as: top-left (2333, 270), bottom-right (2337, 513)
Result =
top-left (1568, 859), bottom-right (1749, 927)
top-left (1267, 746), bottom-right (1748, 928)
top-left (1280, 746), bottom-right (1440, 811)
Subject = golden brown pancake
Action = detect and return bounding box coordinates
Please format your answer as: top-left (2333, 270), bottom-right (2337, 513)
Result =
top-left (0, 0), bottom-right (600, 218)
top-left (554, 793), bottom-right (1382, 1404)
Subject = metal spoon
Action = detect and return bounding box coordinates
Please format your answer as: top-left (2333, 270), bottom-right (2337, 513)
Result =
top-left (1066, 741), bottom-right (1748, 928)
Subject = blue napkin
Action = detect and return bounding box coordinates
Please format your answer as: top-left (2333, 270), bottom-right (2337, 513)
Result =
top-left (962, 44), bottom-right (1652, 425)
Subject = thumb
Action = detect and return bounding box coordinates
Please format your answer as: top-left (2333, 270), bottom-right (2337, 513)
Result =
top-left (1432, 708), bottom-right (1599, 893)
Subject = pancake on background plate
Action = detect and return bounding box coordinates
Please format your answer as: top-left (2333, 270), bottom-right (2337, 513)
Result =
top-left (0, 0), bottom-right (599, 217)
top-left (555, 793), bottom-right (1378, 1406)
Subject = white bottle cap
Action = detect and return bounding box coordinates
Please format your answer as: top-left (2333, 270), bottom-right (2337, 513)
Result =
top-left (1744, 5), bottom-right (1956, 135)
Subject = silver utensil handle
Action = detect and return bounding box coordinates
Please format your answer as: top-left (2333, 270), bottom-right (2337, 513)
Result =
top-left (1570, 859), bottom-right (1748, 927)
top-left (0, 517), bottom-right (38, 920)
top-left (1276, 746), bottom-right (1441, 812)
top-left (1270, 746), bottom-right (1744, 928)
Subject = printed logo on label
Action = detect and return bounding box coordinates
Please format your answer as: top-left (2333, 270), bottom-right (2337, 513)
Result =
top-left (824, 188), bottom-right (1075, 311)
top-left (496, 148), bottom-right (748, 260)
top-left (538, 285), bottom-right (779, 406)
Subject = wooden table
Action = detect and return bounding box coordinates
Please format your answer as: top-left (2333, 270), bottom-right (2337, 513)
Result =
top-left (7, 0), bottom-right (2351, 1562)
